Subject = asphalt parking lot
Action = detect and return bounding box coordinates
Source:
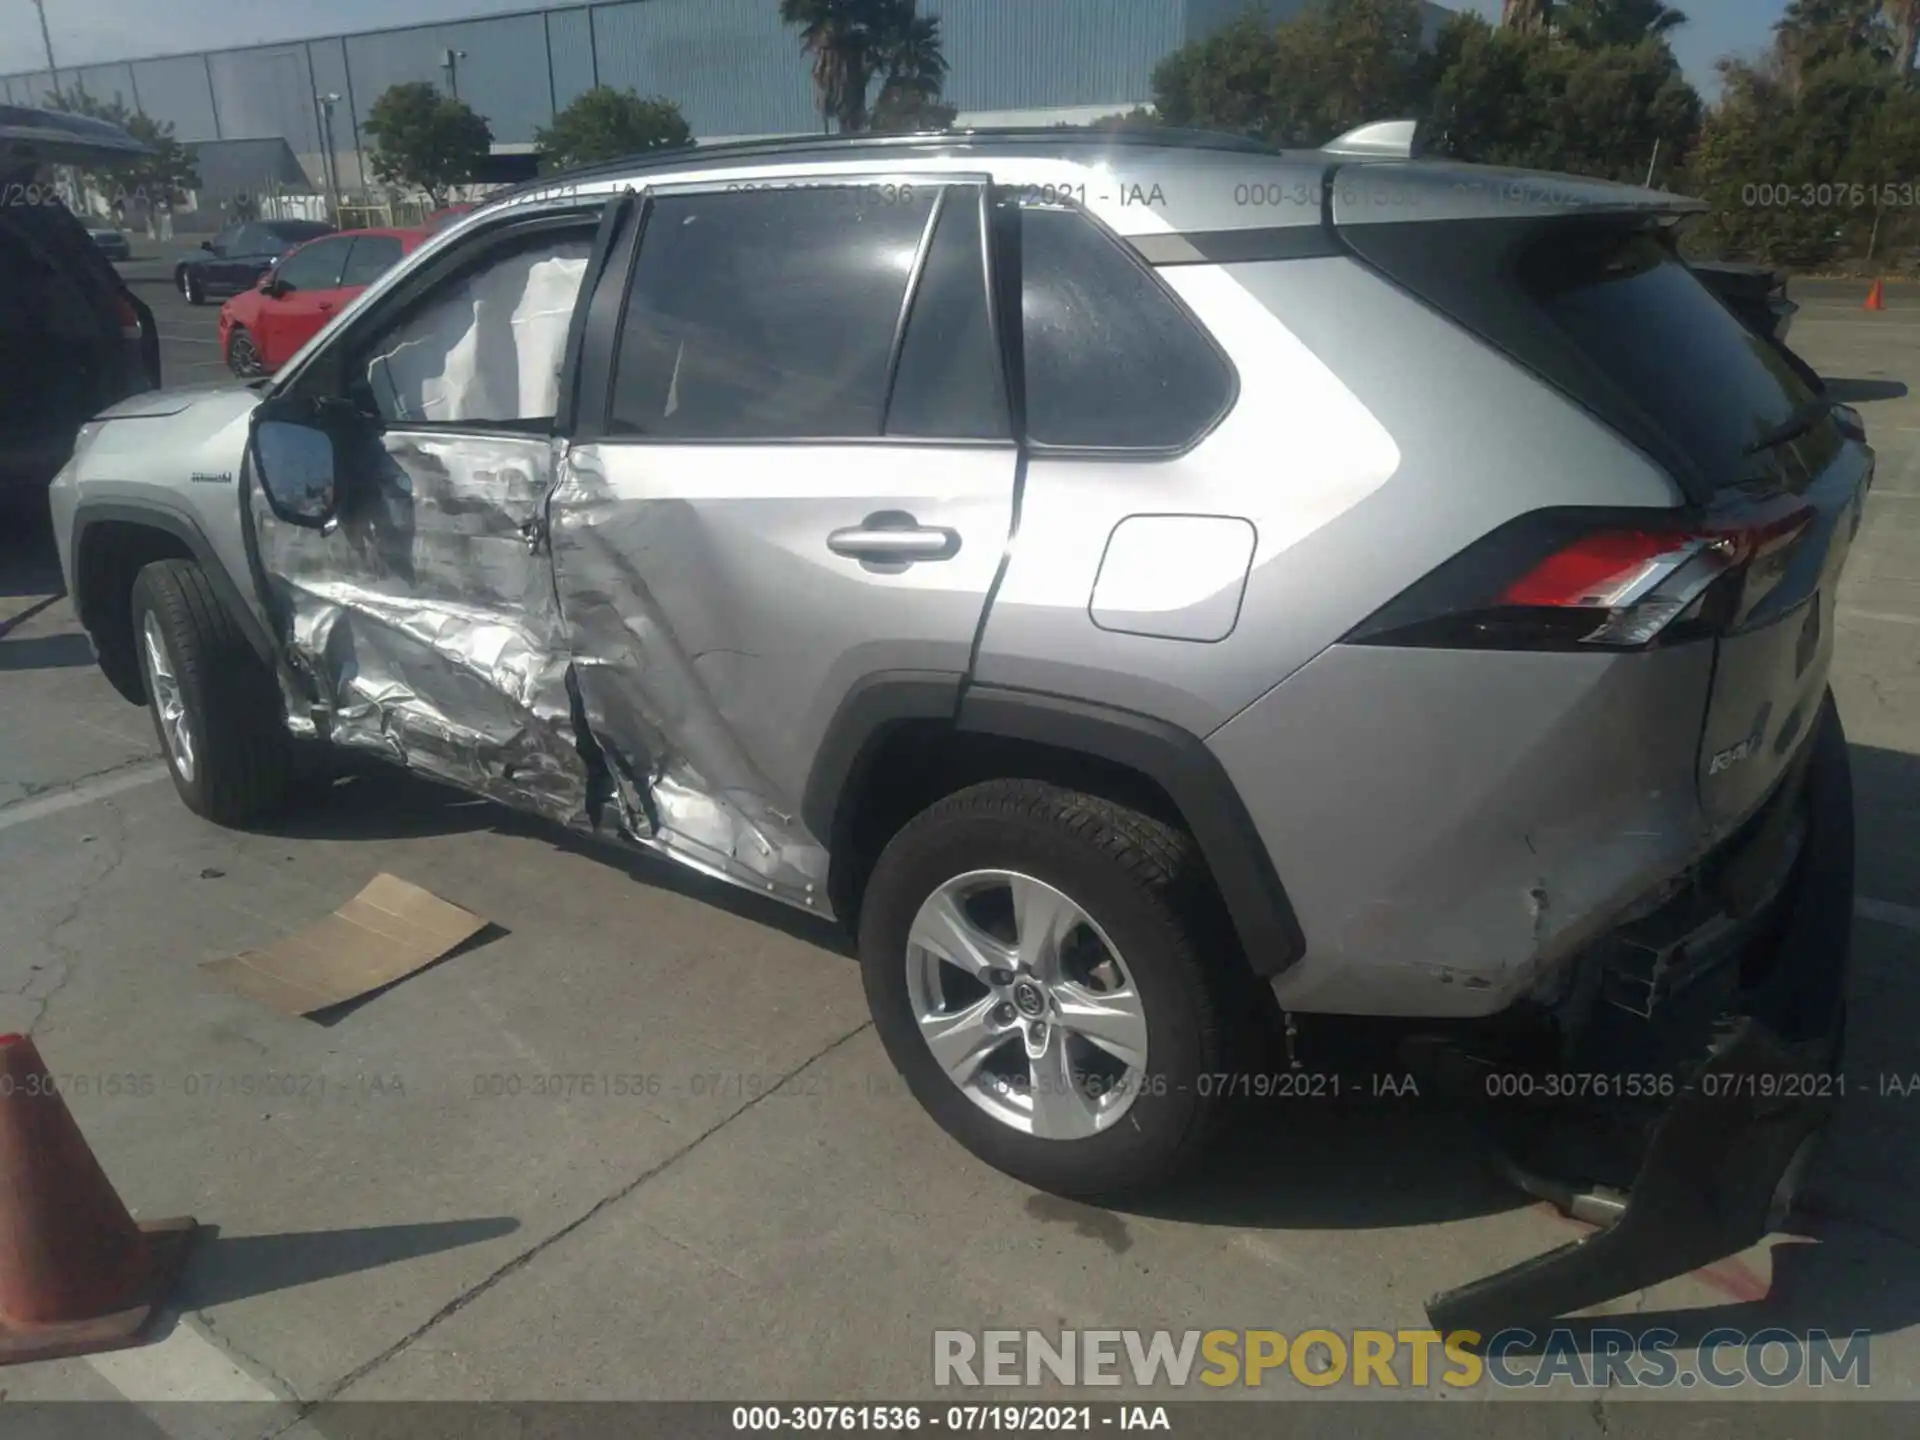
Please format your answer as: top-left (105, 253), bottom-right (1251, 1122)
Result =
top-left (0, 266), bottom-right (1918, 1427)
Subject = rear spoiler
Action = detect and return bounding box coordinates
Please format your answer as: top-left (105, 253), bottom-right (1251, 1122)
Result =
top-left (0, 104), bottom-right (154, 169)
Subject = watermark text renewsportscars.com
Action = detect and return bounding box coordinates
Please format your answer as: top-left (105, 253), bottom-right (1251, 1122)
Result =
top-left (933, 1328), bottom-right (1872, 1390)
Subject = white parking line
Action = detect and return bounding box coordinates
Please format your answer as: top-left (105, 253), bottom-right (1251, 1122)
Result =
top-left (87, 1315), bottom-right (284, 1404)
top-left (0, 764), bottom-right (168, 833)
top-left (1856, 897), bottom-right (1920, 933)
top-left (156, 334), bottom-right (219, 347)
top-left (1838, 607), bottom-right (1920, 626)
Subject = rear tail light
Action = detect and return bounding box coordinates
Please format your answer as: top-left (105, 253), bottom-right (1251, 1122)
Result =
top-left (1348, 501), bottom-right (1816, 652)
top-left (113, 292), bottom-right (143, 342)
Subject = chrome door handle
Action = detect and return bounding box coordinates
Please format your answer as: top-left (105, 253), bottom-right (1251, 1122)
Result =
top-left (827, 519), bottom-right (960, 563)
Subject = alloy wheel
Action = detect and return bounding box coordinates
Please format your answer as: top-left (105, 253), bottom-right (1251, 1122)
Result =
top-left (227, 329), bottom-right (261, 378)
top-left (141, 611), bottom-right (195, 783)
top-left (905, 869), bottom-right (1148, 1140)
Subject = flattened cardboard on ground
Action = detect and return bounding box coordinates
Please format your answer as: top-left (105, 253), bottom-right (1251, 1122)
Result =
top-left (201, 873), bottom-right (489, 1016)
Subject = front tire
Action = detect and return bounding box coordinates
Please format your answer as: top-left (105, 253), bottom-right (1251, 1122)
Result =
top-left (131, 559), bottom-right (292, 825)
top-left (226, 325), bottom-right (262, 378)
top-left (181, 269), bottom-right (204, 305)
top-left (859, 779), bottom-right (1240, 1198)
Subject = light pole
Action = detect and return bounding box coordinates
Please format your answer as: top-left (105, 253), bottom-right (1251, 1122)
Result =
top-left (440, 49), bottom-right (467, 101)
top-left (316, 91), bottom-right (342, 223)
top-left (29, 0), bottom-right (59, 90)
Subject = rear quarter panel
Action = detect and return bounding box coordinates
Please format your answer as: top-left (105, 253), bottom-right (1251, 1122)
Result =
top-left (974, 252), bottom-right (1690, 735)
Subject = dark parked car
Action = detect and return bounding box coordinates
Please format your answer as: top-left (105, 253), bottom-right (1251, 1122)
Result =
top-left (0, 104), bottom-right (159, 501)
top-left (173, 219), bottom-right (335, 305)
top-left (86, 226), bottom-right (131, 262)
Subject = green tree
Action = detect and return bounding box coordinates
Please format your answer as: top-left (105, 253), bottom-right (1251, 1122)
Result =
top-left (1152, 0), bottom-right (1428, 147)
top-left (1426, 18), bottom-right (1699, 182)
top-left (1687, 47), bottom-right (1920, 264)
top-left (1555, 0), bottom-right (1689, 48)
top-left (869, 90), bottom-right (958, 131)
top-left (362, 81), bottom-right (491, 206)
top-left (535, 88), bottom-right (692, 170)
top-left (1151, 13), bottom-right (1287, 139)
top-left (1083, 106), bottom-right (1163, 130)
top-left (780, 0), bottom-right (950, 132)
top-left (1774, 0), bottom-right (1889, 83)
top-left (46, 86), bottom-right (199, 210)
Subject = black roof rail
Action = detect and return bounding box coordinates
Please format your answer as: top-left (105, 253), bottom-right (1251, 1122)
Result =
top-left (485, 124), bottom-right (1282, 204)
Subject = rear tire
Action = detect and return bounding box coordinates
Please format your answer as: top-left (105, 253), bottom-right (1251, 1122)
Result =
top-left (131, 559), bottom-right (292, 825)
top-left (859, 779), bottom-right (1242, 1198)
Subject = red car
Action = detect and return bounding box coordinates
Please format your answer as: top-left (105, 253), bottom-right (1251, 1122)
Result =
top-left (219, 227), bottom-right (430, 377)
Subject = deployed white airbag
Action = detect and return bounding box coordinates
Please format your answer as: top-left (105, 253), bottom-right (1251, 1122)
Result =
top-left (366, 241), bottom-right (592, 424)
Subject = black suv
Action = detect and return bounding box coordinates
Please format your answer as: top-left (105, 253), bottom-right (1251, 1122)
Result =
top-left (174, 219), bottom-right (335, 305)
top-left (0, 105), bottom-right (160, 502)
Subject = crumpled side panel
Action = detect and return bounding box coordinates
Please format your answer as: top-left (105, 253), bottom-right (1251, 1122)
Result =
top-left (548, 448), bottom-right (830, 913)
top-left (254, 431), bottom-right (589, 827)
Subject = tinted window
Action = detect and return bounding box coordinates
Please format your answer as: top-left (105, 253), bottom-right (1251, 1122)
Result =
top-left (358, 230), bottom-right (594, 426)
top-left (885, 190), bottom-right (1007, 441)
top-left (1527, 231), bottom-right (1830, 485)
top-left (271, 237), bottom-right (351, 292)
top-left (342, 235), bottom-right (404, 287)
top-left (610, 185), bottom-right (937, 439)
top-left (1018, 206), bottom-right (1234, 450)
top-left (210, 223), bottom-right (243, 253)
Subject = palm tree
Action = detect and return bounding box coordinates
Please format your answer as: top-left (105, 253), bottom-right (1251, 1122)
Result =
top-left (1888, 0), bottom-right (1920, 74)
top-left (1500, 0), bottom-right (1552, 34)
top-left (1774, 0), bottom-right (1888, 80)
top-left (1555, 0), bottom-right (1689, 47)
top-left (780, 0), bottom-right (948, 132)
top-left (873, 6), bottom-right (949, 115)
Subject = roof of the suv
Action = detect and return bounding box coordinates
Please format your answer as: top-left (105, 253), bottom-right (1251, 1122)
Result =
top-left (470, 124), bottom-right (1703, 248)
top-left (0, 103), bottom-right (153, 168)
top-left (510, 124), bottom-right (1280, 196)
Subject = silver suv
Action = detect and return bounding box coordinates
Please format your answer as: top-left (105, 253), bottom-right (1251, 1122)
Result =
top-left (49, 126), bottom-right (1869, 1327)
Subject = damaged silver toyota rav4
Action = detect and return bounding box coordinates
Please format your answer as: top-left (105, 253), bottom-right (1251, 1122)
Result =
top-left (51, 126), bottom-right (1871, 1329)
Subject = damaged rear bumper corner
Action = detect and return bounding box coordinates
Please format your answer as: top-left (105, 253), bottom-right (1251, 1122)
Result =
top-left (1425, 693), bottom-right (1854, 1335)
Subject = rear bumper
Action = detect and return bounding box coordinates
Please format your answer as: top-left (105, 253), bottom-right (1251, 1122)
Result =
top-left (1425, 692), bottom-right (1853, 1332)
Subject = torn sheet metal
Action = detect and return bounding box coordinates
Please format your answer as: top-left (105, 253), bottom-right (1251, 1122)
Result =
top-left (254, 430), bottom-right (590, 826)
top-left (547, 446), bottom-right (831, 911)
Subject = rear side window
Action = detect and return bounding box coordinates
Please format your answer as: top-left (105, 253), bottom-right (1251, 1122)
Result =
top-left (1526, 231), bottom-right (1827, 485)
top-left (1017, 205), bottom-right (1234, 451)
top-left (885, 190), bottom-right (1007, 441)
top-left (342, 235), bottom-right (404, 287)
top-left (609, 185), bottom-right (937, 439)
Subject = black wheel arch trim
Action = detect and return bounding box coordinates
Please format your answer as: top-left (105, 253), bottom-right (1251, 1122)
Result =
top-left (802, 669), bottom-right (967, 848)
top-left (71, 501), bottom-right (276, 668)
top-left (954, 685), bottom-right (1305, 977)
top-left (806, 674), bottom-right (1306, 978)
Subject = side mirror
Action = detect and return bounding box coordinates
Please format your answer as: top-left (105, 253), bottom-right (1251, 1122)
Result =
top-left (250, 402), bottom-right (341, 528)
top-left (201, 239), bottom-right (215, 252)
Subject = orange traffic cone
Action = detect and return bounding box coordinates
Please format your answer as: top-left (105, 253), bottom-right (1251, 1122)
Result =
top-left (0, 1034), bottom-right (194, 1365)
top-left (1865, 279), bottom-right (1886, 312)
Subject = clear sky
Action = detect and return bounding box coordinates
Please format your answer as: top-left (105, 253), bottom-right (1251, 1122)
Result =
top-left (4, 0), bottom-right (1793, 90)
